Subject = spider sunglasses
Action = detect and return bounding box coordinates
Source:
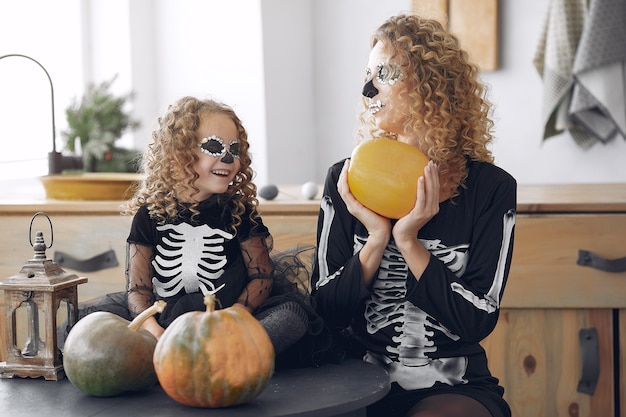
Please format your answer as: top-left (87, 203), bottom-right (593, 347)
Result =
top-left (198, 135), bottom-right (240, 158)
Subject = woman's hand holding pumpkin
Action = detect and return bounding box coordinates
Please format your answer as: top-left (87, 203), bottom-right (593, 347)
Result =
top-left (338, 159), bottom-right (391, 241)
top-left (392, 161), bottom-right (440, 281)
top-left (392, 161), bottom-right (440, 244)
top-left (338, 159), bottom-right (391, 287)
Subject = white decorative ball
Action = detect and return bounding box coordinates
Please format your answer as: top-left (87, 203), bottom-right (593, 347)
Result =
top-left (301, 182), bottom-right (318, 200)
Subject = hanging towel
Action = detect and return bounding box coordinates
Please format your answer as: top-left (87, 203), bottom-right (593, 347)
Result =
top-left (534, 0), bottom-right (589, 146)
top-left (570, 0), bottom-right (626, 145)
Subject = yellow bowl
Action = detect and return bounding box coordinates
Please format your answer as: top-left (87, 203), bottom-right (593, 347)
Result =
top-left (40, 173), bottom-right (143, 201)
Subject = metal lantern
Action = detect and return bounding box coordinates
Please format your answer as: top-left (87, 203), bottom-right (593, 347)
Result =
top-left (0, 212), bottom-right (87, 380)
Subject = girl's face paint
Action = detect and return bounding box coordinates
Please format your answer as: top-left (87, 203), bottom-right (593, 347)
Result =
top-left (199, 135), bottom-right (240, 161)
top-left (185, 114), bottom-right (241, 202)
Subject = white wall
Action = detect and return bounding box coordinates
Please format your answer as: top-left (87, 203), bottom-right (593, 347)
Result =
top-left (1, 0), bottom-right (270, 184)
top-left (485, 0), bottom-right (626, 184)
top-left (127, 0), bottom-right (269, 184)
top-left (1, 0), bottom-right (625, 187)
top-left (311, 0), bottom-right (415, 183)
top-left (262, 0), bottom-right (316, 185)
top-left (311, 0), bottom-right (626, 186)
top-left (0, 0), bottom-right (83, 179)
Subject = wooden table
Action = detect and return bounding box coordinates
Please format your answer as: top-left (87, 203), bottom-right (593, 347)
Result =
top-left (0, 359), bottom-right (390, 417)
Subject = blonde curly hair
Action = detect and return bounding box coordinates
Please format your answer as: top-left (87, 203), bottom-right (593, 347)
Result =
top-left (122, 96), bottom-right (258, 230)
top-left (360, 14), bottom-right (495, 195)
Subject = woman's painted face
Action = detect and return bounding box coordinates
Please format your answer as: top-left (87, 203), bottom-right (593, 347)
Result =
top-left (362, 41), bottom-right (409, 134)
top-left (188, 114), bottom-right (241, 201)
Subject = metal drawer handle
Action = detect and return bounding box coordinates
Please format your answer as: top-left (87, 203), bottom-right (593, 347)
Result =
top-left (577, 327), bottom-right (599, 395)
top-left (53, 249), bottom-right (119, 272)
top-left (577, 249), bottom-right (626, 273)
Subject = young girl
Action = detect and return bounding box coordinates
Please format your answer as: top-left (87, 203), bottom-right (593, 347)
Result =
top-left (121, 96), bottom-right (313, 357)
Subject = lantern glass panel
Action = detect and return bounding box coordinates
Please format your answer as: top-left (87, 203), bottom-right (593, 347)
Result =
top-left (14, 300), bottom-right (45, 357)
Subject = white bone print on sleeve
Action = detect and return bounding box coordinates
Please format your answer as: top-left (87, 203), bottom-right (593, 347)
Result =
top-left (152, 222), bottom-right (234, 297)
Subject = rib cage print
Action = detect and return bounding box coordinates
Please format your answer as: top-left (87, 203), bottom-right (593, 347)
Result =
top-left (363, 241), bottom-right (467, 389)
top-left (316, 188), bottom-right (515, 390)
top-left (152, 222), bottom-right (234, 297)
top-left (362, 209), bottom-right (515, 389)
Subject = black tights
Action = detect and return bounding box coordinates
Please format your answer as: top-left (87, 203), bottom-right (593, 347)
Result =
top-left (405, 393), bottom-right (492, 417)
top-left (367, 390), bottom-right (499, 417)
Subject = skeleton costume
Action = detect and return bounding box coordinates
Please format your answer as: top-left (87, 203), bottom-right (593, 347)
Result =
top-left (60, 194), bottom-right (326, 367)
top-left (125, 194), bottom-right (326, 366)
top-left (312, 158), bottom-right (516, 417)
top-left (126, 196), bottom-right (271, 325)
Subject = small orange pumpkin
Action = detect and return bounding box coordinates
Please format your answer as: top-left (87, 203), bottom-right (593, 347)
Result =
top-left (153, 294), bottom-right (275, 408)
top-left (348, 138), bottom-right (429, 219)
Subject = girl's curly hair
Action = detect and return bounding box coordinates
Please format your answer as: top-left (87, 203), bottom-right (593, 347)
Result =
top-left (122, 96), bottom-right (258, 230)
top-left (359, 14), bottom-right (495, 195)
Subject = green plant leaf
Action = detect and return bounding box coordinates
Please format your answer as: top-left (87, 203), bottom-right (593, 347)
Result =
top-left (61, 74), bottom-right (140, 170)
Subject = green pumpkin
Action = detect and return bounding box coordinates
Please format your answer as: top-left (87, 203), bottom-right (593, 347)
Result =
top-left (63, 301), bottom-right (166, 396)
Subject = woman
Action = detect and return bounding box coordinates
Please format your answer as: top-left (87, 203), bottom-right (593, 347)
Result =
top-left (311, 15), bottom-right (516, 417)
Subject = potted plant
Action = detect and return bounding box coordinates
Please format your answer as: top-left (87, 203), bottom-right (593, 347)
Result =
top-left (61, 75), bottom-right (141, 173)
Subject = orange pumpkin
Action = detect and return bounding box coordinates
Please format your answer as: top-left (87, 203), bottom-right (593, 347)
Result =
top-left (153, 294), bottom-right (275, 408)
top-left (347, 138), bottom-right (429, 219)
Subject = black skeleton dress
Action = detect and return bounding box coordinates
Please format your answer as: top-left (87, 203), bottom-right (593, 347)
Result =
top-left (312, 158), bottom-right (516, 397)
top-left (127, 196), bottom-right (271, 323)
top-left (62, 194), bottom-right (327, 368)
top-left (125, 195), bottom-right (327, 366)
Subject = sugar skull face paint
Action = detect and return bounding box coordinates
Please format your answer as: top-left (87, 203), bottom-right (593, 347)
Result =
top-left (363, 41), bottom-right (411, 132)
top-left (375, 62), bottom-right (403, 85)
top-left (362, 61), bottom-right (403, 114)
top-left (199, 135), bottom-right (240, 162)
top-left (185, 115), bottom-right (242, 202)
top-left (362, 79), bottom-right (379, 99)
top-left (363, 62), bottom-right (403, 90)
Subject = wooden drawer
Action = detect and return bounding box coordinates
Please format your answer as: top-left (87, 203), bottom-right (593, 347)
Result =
top-left (263, 214), bottom-right (318, 251)
top-left (0, 212), bottom-right (319, 302)
top-left (505, 213), bottom-right (626, 308)
top-left (488, 184), bottom-right (626, 417)
top-left (0, 214), bottom-right (131, 301)
top-left (0, 207), bottom-right (320, 363)
top-left (483, 308), bottom-right (615, 416)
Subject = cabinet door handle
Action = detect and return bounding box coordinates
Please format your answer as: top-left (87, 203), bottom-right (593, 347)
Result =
top-left (577, 249), bottom-right (626, 273)
top-left (577, 327), bottom-right (599, 395)
top-left (53, 249), bottom-right (119, 272)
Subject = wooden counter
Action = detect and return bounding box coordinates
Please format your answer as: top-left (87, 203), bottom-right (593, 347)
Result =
top-left (0, 185), bottom-right (321, 301)
top-left (1, 183), bottom-right (626, 417)
top-left (517, 183), bottom-right (626, 213)
top-left (485, 183), bottom-right (626, 417)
